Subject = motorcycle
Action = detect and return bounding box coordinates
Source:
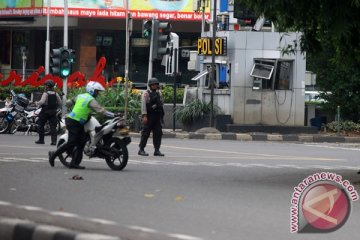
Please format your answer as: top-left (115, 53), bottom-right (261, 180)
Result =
top-left (0, 98), bottom-right (16, 134)
top-left (12, 107), bottom-right (63, 135)
top-left (4, 90), bottom-right (62, 135)
top-left (54, 115), bottom-right (131, 171)
top-left (0, 90), bottom-right (28, 134)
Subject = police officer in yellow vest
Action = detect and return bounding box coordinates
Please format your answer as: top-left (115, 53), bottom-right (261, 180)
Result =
top-left (48, 81), bottom-right (115, 169)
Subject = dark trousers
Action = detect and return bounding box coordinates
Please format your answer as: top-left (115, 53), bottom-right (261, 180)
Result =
top-left (139, 114), bottom-right (163, 151)
top-left (37, 110), bottom-right (57, 144)
top-left (66, 118), bottom-right (87, 165)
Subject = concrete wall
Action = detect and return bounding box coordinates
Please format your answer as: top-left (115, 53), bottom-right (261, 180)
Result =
top-left (201, 31), bottom-right (305, 126)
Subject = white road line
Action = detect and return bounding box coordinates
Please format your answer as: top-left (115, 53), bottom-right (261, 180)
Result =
top-left (1, 157), bottom-right (358, 171)
top-left (167, 233), bottom-right (203, 240)
top-left (304, 144), bottom-right (360, 151)
top-left (160, 144), bottom-right (344, 161)
top-left (2, 157), bottom-right (43, 162)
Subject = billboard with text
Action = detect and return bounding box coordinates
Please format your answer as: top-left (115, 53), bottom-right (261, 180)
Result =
top-left (0, 0), bottom-right (210, 21)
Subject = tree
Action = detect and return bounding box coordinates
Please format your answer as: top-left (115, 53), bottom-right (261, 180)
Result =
top-left (235, 0), bottom-right (360, 120)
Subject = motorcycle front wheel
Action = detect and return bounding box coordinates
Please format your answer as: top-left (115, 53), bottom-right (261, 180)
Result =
top-left (104, 137), bottom-right (128, 171)
top-left (0, 117), bottom-right (9, 133)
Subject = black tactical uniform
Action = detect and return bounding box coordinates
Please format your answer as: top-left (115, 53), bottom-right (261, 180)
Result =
top-left (138, 78), bottom-right (165, 156)
top-left (35, 80), bottom-right (61, 145)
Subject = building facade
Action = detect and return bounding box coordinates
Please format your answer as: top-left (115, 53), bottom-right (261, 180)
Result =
top-left (0, 0), bottom-right (209, 84)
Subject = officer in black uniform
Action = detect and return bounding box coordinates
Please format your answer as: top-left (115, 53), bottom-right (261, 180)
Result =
top-left (138, 78), bottom-right (165, 156)
top-left (35, 80), bottom-right (62, 145)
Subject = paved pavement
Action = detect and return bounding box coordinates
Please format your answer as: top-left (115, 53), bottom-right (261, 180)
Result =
top-left (131, 129), bottom-right (360, 143)
top-left (1, 132), bottom-right (360, 240)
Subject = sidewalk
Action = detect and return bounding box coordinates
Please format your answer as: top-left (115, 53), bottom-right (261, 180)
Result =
top-left (130, 129), bottom-right (360, 143)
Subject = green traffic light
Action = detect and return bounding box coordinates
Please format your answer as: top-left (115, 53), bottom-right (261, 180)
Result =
top-left (61, 69), bottom-right (70, 77)
top-left (143, 29), bottom-right (151, 39)
top-left (60, 59), bottom-right (71, 77)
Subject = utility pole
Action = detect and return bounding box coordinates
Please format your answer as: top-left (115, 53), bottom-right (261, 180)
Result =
top-left (62, 0), bottom-right (68, 117)
top-left (210, 0), bottom-right (217, 127)
top-left (45, 0), bottom-right (51, 74)
top-left (147, 17), bottom-right (155, 80)
top-left (124, 0), bottom-right (130, 121)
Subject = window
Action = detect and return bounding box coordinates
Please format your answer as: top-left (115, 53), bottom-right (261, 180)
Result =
top-left (250, 63), bottom-right (274, 79)
top-left (274, 61), bottom-right (292, 90)
top-left (250, 58), bottom-right (293, 90)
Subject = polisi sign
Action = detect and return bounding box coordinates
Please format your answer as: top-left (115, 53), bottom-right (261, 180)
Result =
top-left (197, 37), bottom-right (227, 56)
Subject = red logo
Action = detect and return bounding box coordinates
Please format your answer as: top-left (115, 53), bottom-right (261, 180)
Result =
top-left (301, 183), bottom-right (350, 232)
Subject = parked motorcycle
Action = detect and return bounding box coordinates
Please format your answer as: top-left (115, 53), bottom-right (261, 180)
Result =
top-left (0, 90), bottom-right (28, 134)
top-left (2, 90), bottom-right (62, 135)
top-left (0, 98), bottom-right (16, 133)
top-left (11, 106), bottom-right (62, 135)
top-left (54, 115), bottom-right (131, 171)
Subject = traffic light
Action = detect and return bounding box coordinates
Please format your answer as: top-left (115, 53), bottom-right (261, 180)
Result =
top-left (50, 48), bottom-right (62, 76)
top-left (152, 20), bottom-right (172, 60)
top-left (142, 19), bottom-right (152, 39)
top-left (60, 48), bottom-right (75, 78)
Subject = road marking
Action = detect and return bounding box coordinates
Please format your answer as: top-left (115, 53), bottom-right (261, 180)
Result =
top-left (304, 144), bottom-right (360, 151)
top-left (167, 233), bottom-right (203, 240)
top-left (0, 144), bottom-right (49, 149)
top-left (2, 157), bottom-right (43, 162)
top-left (1, 157), bottom-right (358, 171)
top-left (160, 144), bottom-right (343, 161)
top-left (144, 155), bottom-right (340, 161)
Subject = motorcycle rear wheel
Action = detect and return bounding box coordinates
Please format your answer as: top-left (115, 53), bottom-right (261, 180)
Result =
top-left (105, 137), bottom-right (128, 171)
top-left (56, 139), bottom-right (73, 168)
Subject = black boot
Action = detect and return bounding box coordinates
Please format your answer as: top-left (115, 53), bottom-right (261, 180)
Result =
top-left (36, 132), bottom-right (45, 144)
top-left (51, 135), bottom-right (57, 146)
top-left (48, 142), bottom-right (68, 167)
top-left (68, 147), bottom-right (85, 169)
top-left (154, 150), bottom-right (164, 156)
top-left (138, 149), bottom-right (149, 156)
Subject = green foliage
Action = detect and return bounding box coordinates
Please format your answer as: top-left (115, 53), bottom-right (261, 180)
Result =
top-left (0, 85), bottom-right (44, 100)
top-left (238, 0), bottom-right (360, 64)
top-left (67, 85), bottom-right (141, 126)
top-left (161, 85), bottom-right (184, 103)
top-left (325, 121), bottom-right (360, 133)
top-left (307, 39), bottom-right (360, 121)
top-left (175, 99), bottom-right (219, 125)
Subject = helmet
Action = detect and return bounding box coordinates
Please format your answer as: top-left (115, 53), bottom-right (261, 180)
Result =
top-left (44, 80), bottom-right (55, 88)
top-left (86, 81), bottom-right (105, 96)
top-left (148, 78), bottom-right (159, 86)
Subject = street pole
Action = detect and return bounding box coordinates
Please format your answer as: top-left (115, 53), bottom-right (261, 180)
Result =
top-left (210, 0), bottom-right (217, 127)
top-left (201, 0), bottom-right (205, 33)
top-left (172, 48), bottom-right (178, 132)
top-left (124, 0), bottom-right (130, 121)
top-left (45, 0), bottom-right (51, 74)
top-left (147, 17), bottom-right (155, 81)
top-left (62, 0), bottom-right (68, 117)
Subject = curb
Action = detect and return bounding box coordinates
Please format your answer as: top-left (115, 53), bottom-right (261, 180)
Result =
top-left (130, 132), bottom-right (360, 143)
top-left (0, 218), bottom-right (119, 240)
top-left (0, 201), bottom-right (203, 240)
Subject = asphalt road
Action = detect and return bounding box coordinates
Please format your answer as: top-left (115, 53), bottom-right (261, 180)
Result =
top-left (0, 134), bottom-right (360, 240)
